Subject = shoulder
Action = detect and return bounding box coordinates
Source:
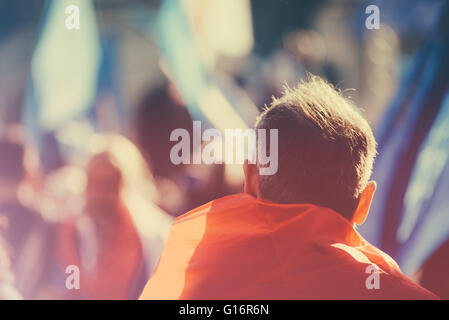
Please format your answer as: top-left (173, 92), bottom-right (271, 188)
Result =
top-left (378, 272), bottom-right (439, 299)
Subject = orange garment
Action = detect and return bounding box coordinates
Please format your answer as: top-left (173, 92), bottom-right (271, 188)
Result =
top-left (140, 193), bottom-right (438, 299)
top-left (59, 204), bottom-right (143, 300)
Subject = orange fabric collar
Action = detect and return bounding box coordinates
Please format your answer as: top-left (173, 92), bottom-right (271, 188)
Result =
top-left (140, 193), bottom-right (436, 299)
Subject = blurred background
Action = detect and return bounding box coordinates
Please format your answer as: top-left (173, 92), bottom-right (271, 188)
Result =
top-left (0, 0), bottom-right (448, 299)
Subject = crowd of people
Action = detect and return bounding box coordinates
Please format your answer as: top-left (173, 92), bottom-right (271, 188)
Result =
top-left (0, 82), bottom-right (242, 300)
top-left (0, 0), bottom-right (447, 301)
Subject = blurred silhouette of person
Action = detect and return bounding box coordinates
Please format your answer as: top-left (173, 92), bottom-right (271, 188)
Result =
top-left (136, 82), bottom-right (193, 180)
top-left (0, 137), bottom-right (54, 299)
top-left (140, 76), bottom-right (438, 300)
top-left (58, 134), bottom-right (171, 299)
top-left (135, 83), bottom-right (229, 217)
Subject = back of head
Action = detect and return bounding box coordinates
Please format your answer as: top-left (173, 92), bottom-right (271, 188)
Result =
top-left (256, 75), bottom-right (377, 219)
